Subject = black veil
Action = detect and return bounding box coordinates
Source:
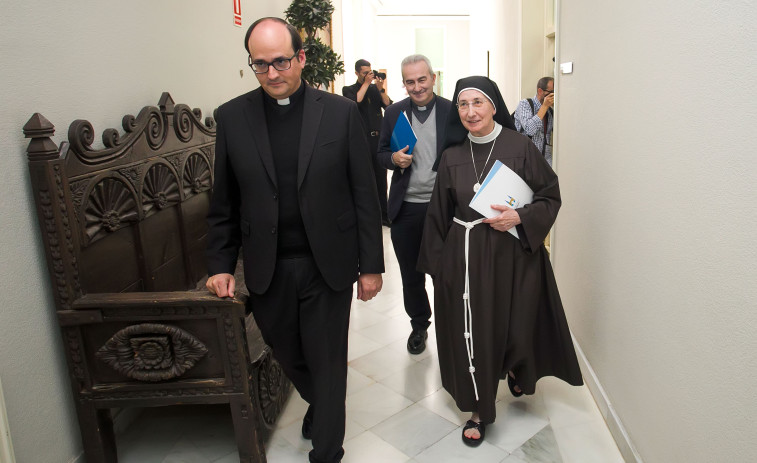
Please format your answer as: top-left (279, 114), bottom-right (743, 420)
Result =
top-left (436, 76), bottom-right (517, 170)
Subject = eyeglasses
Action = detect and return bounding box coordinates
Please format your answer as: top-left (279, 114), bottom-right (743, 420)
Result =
top-left (456, 99), bottom-right (488, 111)
top-left (248, 53), bottom-right (298, 74)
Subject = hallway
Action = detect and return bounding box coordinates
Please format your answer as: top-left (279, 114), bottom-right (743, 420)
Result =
top-left (116, 228), bottom-right (623, 462)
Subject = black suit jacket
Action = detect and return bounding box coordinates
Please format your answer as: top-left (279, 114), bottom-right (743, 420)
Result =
top-left (206, 85), bottom-right (384, 294)
top-left (341, 82), bottom-right (390, 133)
top-left (376, 95), bottom-right (452, 221)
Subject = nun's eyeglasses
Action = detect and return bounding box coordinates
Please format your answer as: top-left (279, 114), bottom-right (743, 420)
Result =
top-left (456, 99), bottom-right (487, 111)
top-left (248, 53), bottom-right (298, 74)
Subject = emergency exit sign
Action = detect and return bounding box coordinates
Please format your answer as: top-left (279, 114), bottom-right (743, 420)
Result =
top-left (233, 0), bottom-right (242, 27)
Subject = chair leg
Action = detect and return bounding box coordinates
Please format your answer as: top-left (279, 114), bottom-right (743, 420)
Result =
top-left (230, 396), bottom-right (267, 463)
top-left (76, 401), bottom-right (118, 462)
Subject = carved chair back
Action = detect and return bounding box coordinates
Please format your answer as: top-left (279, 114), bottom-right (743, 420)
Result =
top-left (22, 93), bottom-right (289, 463)
top-left (25, 92), bottom-right (216, 304)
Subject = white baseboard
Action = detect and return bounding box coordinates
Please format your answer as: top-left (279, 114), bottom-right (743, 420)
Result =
top-left (0, 377), bottom-right (16, 463)
top-left (572, 334), bottom-right (644, 463)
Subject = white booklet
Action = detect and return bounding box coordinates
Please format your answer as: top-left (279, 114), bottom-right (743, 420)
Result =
top-left (468, 160), bottom-right (533, 239)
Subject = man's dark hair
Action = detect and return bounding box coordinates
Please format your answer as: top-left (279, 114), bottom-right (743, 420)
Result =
top-left (244, 17), bottom-right (302, 56)
top-left (537, 76), bottom-right (554, 91)
top-left (355, 59), bottom-right (371, 72)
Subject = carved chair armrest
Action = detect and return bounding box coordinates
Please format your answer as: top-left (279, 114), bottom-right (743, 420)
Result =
top-left (61, 291), bottom-right (247, 326)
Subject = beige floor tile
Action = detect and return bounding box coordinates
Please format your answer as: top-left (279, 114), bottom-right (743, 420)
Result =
top-left (345, 382), bottom-right (413, 428)
top-left (116, 231), bottom-right (624, 463)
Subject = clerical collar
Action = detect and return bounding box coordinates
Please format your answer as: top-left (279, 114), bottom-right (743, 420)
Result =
top-left (468, 122), bottom-right (502, 144)
top-left (412, 95), bottom-right (436, 112)
top-left (263, 79), bottom-right (306, 107)
top-left (410, 95), bottom-right (436, 124)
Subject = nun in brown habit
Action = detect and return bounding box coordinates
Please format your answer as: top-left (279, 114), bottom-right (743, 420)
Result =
top-left (417, 76), bottom-right (583, 446)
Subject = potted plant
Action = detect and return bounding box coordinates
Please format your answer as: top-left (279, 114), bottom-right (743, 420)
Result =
top-left (285, 0), bottom-right (345, 89)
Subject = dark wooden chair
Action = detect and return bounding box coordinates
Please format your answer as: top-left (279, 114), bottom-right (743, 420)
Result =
top-left (22, 93), bottom-right (291, 463)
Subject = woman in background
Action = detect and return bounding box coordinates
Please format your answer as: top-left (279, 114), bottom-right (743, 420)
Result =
top-left (417, 76), bottom-right (583, 447)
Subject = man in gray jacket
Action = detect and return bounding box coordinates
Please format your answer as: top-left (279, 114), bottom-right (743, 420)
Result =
top-left (376, 54), bottom-right (452, 354)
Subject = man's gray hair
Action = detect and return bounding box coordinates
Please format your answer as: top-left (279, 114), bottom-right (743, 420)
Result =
top-left (401, 54), bottom-right (434, 76)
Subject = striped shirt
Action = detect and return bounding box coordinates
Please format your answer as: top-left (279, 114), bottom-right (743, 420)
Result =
top-left (513, 96), bottom-right (553, 166)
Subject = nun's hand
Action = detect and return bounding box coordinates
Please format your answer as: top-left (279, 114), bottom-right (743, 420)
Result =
top-left (483, 204), bottom-right (521, 232)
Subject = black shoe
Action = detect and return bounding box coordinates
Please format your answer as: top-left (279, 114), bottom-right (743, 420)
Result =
top-left (462, 420), bottom-right (486, 447)
top-left (301, 405), bottom-right (314, 440)
top-left (407, 329), bottom-right (428, 354)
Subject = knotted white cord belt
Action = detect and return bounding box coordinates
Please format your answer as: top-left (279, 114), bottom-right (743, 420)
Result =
top-left (453, 217), bottom-right (485, 400)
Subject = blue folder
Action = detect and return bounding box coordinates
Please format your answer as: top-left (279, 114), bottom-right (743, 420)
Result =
top-left (390, 112), bottom-right (418, 154)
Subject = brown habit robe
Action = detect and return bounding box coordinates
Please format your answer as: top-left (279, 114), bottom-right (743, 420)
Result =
top-left (417, 128), bottom-right (583, 424)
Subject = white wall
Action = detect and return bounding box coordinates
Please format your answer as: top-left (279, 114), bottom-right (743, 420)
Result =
top-left (0, 1), bottom-right (289, 461)
top-left (554, 0), bottom-right (757, 461)
top-left (340, 1), bottom-right (468, 100)
top-left (372, 17), bottom-right (470, 102)
top-left (340, 0), bottom-right (522, 109)
top-left (331, 0), bottom-right (346, 92)
top-left (468, 0), bottom-right (521, 111)
top-left (499, 0), bottom-right (522, 110)
top-left (339, 0), bottom-right (379, 95)
top-left (520, 0), bottom-right (546, 98)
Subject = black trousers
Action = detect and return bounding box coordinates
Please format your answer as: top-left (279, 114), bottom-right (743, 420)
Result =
top-left (390, 201), bottom-right (432, 331)
top-left (248, 257), bottom-right (352, 463)
top-left (368, 133), bottom-right (388, 222)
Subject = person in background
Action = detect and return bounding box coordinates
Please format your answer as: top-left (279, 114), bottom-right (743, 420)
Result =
top-left (376, 54), bottom-right (452, 355)
top-left (205, 17), bottom-right (384, 463)
top-left (342, 59), bottom-right (392, 226)
top-left (513, 76), bottom-right (554, 166)
top-left (418, 75), bottom-right (582, 447)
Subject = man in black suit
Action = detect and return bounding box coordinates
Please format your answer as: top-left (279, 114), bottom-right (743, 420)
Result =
top-left (205, 17), bottom-right (384, 463)
top-left (342, 59), bottom-right (392, 226)
top-left (377, 55), bottom-right (452, 355)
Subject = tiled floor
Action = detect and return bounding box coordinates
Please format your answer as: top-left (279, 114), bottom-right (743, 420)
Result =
top-left (117, 228), bottom-right (624, 462)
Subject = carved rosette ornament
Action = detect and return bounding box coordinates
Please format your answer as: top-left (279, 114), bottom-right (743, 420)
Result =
top-left (84, 177), bottom-right (139, 243)
top-left (256, 354), bottom-right (289, 428)
top-left (183, 153), bottom-right (212, 197)
top-left (142, 163), bottom-right (180, 215)
top-left (96, 323), bottom-right (208, 382)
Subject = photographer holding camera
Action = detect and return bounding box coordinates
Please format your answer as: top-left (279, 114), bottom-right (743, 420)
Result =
top-left (513, 76), bottom-right (555, 166)
top-left (343, 59), bottom-right (392, 225)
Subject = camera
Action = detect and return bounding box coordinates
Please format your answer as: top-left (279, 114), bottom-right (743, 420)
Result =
top-left (372, 70), bottom-right (386, 80)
